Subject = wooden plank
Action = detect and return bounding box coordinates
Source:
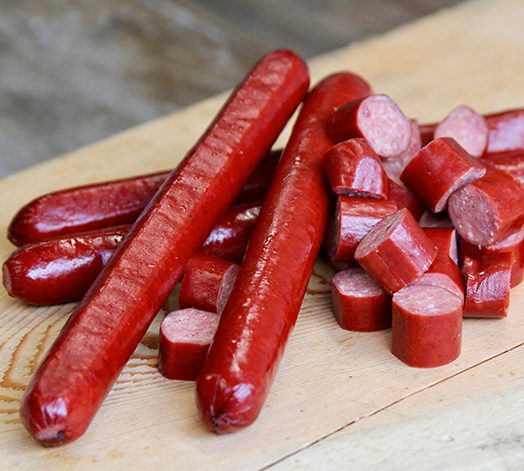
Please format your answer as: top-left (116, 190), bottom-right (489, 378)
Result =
top-left (271, 344), bottom-right (524, 470)
top-left (1, 0), bottom-right (524, 469)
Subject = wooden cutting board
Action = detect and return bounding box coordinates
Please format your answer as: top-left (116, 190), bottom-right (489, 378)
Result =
top-left (2, 0), bottom-right (524, 468)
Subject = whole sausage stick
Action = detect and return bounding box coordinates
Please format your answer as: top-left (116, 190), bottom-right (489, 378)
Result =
top-left (196, 72), bottom-right (372, 434)
top-left (8, 149), bottom-right (281, 246)
top-left (19, 49), bottom-right (310, 446)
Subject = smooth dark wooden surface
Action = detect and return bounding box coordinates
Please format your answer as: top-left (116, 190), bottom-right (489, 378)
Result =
top-left (0, 0), bottom-right (463, 178)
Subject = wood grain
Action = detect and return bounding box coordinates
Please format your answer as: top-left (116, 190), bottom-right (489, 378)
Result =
top-left (2, 0), bottom-right (524, 469)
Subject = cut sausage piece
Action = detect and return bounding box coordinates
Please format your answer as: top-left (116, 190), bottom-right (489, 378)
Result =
top-left (409, 252), bottom-right (465, 303)
top-left (448, 169), bottom-right (524, 246)
top-left (380, 119), bottom-right (422, 182)
top-left (196, 72), bottom-right (372, 434)
top-left (327, 94), bottom-right (411, 158)
top-left (331, 267), bottom-right (391, 332)
top-left (480, 150), bottom-right (524, 185)
top-left (179, 254), bottom-right (239, 314)
top-left (19, 49), bottom-right (310, 446)
top-left (433, 105), bottom-right (489, 157)
top-left (323, 138), bottom-right (388, 199)
top-left (7, 149), bottom-right (280, 247)
top-left (355, 208), bottom-right (437, 294)
top-left (158, 309), bottom-right (221, 381)
top-left (325, 196), bottom-right (398, 267)
top-left (485, 108), bottom-right (524, 154)
top-left (400, 137), bottom-right (486, 213)
top-left (459, 226), bottom-right (524, 288)
top-left (392, 285), bottom-right (462, 368)
top-left (462, 253), bottom-right (513, 318)
top-left (423, 227), bottom-right (458, 264)
top-left (386, 178), bottom-right (426, 222)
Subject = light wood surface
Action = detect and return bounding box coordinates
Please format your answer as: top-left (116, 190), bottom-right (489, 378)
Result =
top-left (2, 0), bottom-right (524, 469)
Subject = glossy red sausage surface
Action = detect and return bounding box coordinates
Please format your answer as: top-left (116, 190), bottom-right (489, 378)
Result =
top-left (323, 138), bottom-right (388, 199)
top-left (8, 150), bottom-right (280, 247)
top-left (355, 208), bottom-right (437, 294)
top-left (459, 226), bottom-right (524, 288)
top-left (386, 177), bottom-right (426, 222)
top-left (462, 253), bottom-right (513, 318)
top-left (400, 137), bottom-right (486, 213)
top-left (198, 201), bottom-right (262, 265)
top-left (19, 49), bottom-right (310, 446)
top-left (158, 308), bottom-right (221, 381)
top-left (196, 72), bottom-right (372, 434)
top-left (331, 267), bottom-right (391, 332)
top-left (3, 201), bottom-right (262, 305)
top-left (392, 285), bottom-right (463, 368)
top-left (325, 196), bottom-right (398, 267)
top-left (178, 254), bottom-right (239, 314)
top-left (3, 226), bottom-right (128, 305)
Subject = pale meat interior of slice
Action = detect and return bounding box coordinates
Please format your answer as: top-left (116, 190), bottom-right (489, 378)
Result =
top-left (355, 209), bottom-right (404, 257)
top-left (394, 285), bottom-right (462, 316)
top-left (358, 94), bottom-right (410, 157)
top-left (333, 267), bottom-right (385, 297)
top-left (161, 308), bottom-right (220, 345)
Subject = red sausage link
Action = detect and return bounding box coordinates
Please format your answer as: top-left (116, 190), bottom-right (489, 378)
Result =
top-left (480, 150), bottom-right (524, 185)
top-left (8, 172), bottom-right (166, 247)
top-left (327, 94), bottom-right (411, 158)
top-left (423, 227), bottom-right (459, 264)
top-left (324, 196), bottom-right (398, 267)
top-left (323, 138), bottom-right (388, 199)
top-left (178, 254), bottom-right (239, 314)
top-left (459, 227), bottom-right (524, 288)
top-left (386, 177), bottom-right (426, 221)
top-left (400, 137), bottom-right (486, 213)
top-left (196, 72), bottom-right (372, 434)
top-left (391, 285), bottom-right (463, 368)
top-left (198, 201), bottom-right (262, 265)
top-left (19, 49), bottom-right (310, 446)
top-left (433, 105), bottom-right (489, 158)
top-left (3, 226), bottom-right (128, 305)
top-left (355, 208), bottom-right (437, 294)
top-left (3, 201), bottom-right (262, 305)
top-left (409, 252), bottom-right (465, 303)
top-left (331, 267), bottom-right (391, 332)
top-left (462, 253), bottom-right (513, 318)
top-left (448, 169), bottom-right (524, 246)
top-left (485, 108), bottom-right (524, 154)
top-left (158, 308), bottom-right (221, 381)
top-left (8, 149), bottom-right (281, 247)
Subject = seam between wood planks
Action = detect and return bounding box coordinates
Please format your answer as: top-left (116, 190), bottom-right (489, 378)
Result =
top-left (260, 339), bottom-right (524, 470)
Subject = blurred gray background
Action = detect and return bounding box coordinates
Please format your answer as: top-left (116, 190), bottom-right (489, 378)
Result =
top-left (0, 0), bottom-right (463, 178)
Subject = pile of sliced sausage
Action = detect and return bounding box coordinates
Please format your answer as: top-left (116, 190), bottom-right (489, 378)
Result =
top-left (4, 49), bottom-right (524, 446)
